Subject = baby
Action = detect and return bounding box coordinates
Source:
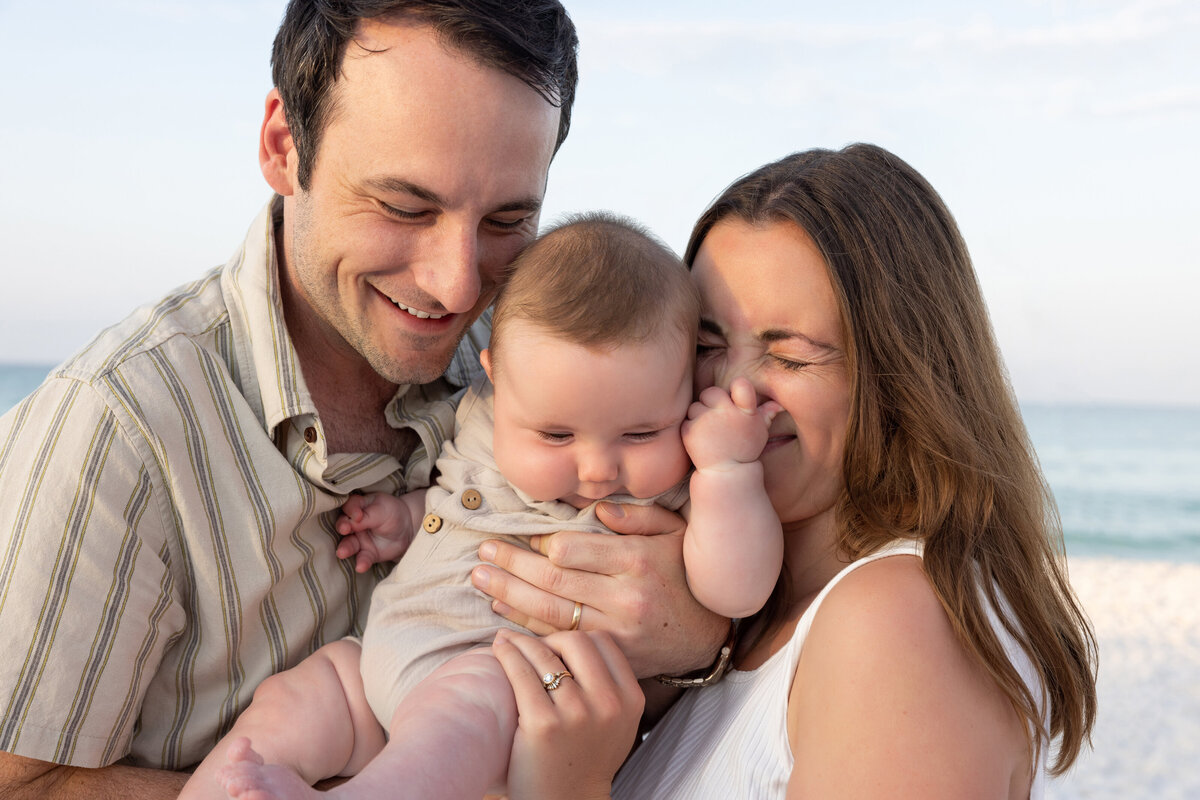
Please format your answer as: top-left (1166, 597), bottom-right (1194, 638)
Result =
top-left (184, 212), bottom-right (782, 799)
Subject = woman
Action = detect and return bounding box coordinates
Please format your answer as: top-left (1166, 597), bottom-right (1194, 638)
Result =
top-left (484, 143), bottom-right (1097, 799)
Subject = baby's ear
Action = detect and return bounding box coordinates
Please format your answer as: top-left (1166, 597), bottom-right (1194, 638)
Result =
top-left (480, 348), bottom-right (493, 381)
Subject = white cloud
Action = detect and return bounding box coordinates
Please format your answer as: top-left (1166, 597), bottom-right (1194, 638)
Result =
top-left (577, 4), bottom-right (1200, 130)
top-left (1091, 85), bottom-right (1200, 116)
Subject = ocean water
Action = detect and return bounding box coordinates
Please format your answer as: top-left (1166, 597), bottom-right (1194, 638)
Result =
top-left (2, 363), bottom-right (1197, 561)
top-left (0, 364), bottom-right (56, 416)
top-left (1023, 403), bottom-right (1200, 561)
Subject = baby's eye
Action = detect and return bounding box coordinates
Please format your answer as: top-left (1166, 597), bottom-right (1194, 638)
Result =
top-left (536, 431), bottom-right (572, 443)
top-left (625, 430), bottom-right (660, 443)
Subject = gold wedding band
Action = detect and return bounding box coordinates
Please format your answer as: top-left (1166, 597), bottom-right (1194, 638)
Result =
top-left (569, 600), bottom-right (583, 631)
top-left (541, 670), bottom-right (572, 691)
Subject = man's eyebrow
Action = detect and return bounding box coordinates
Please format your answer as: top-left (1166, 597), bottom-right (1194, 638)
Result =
top-left (364, 177), bottom-right (542, 214)
top-left (492, 196), bottom-right (544, 214)
top-left (365, 177), bottom-right (444, 205)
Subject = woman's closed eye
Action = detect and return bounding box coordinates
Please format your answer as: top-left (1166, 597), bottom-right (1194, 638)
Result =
top-left (770, 354), bottom-right (811, 372)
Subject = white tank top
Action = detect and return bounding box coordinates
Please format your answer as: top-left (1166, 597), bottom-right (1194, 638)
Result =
top-left (613, 540), bottom-right (1048, 799)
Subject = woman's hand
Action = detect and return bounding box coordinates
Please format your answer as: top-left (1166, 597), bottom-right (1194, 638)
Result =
top-left (472, 502), bottom-right (727, 678)
top-left (493, 629), bottom-right (643, 800)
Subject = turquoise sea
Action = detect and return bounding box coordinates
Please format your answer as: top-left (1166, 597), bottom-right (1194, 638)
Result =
top-left (1024, 403), bottom-right (1200, 562)
top-left (3, 363), bottom-right (1197, 562)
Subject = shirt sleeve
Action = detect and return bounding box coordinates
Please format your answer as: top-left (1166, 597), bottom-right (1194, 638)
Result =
top-left (0, 375), bottom-right (183, 767)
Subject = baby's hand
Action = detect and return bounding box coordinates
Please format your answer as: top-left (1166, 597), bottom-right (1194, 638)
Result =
top-left (682, 378), bottom-right (782, 470)
top-left (335, 492), bottom-right (415, 572)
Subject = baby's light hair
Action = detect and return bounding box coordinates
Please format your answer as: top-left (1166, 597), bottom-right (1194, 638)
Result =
top-left (489, 211), bottom-right (700, 369)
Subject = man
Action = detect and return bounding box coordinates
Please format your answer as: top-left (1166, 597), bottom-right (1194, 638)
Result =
top-left (0, 2), bottom-right (723, 796)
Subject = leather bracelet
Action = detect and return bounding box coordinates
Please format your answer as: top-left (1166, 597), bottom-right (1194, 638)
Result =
top-left (655, 619), bottom-right (737, 688)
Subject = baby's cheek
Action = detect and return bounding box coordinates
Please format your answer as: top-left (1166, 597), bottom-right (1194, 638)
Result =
top-left (528, 460), bottom-right (572, 503)
top-left (648, 439), bottom-right (693, 495)
top-left (496, 445), bottom-right (557, 503)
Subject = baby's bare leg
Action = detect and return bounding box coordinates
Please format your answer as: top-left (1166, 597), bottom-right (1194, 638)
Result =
top-left (179, 639), bottom-right (385, 800)
top-left (323, 647), bottom-right (518, 799)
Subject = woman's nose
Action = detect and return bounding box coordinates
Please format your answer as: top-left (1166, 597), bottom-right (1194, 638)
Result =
top-left (715, 356), bottom-right (772, 406)
top-left (714, 350), bottom-right (751, 388)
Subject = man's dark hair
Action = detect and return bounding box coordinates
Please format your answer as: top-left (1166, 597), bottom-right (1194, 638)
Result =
top-left (271, 0), bottom-right (579, 189)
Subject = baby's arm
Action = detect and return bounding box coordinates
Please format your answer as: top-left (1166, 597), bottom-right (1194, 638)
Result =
top-left (681, 378), bottom-right (784, 619)
top-left (335, 489), bottom-right (427, 573)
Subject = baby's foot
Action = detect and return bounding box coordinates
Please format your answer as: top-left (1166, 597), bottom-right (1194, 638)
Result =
top-left (218, 737), bottom-right (321, 800)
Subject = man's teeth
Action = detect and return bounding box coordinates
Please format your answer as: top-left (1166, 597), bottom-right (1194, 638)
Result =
top-left (394, 301), bottom-right (446, 320)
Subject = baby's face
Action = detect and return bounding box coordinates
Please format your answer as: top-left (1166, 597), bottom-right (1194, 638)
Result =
top-left (487, 319), bottom-right (693, 508)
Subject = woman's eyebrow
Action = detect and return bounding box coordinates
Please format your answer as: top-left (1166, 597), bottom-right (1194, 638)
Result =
top-left (700, 318), bottom-right (839, 353)
top-left (759, 328), bottom-right (839, 352)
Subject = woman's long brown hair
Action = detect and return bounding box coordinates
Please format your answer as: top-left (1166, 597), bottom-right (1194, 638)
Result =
top-left (684, 144), bottom-right (1097, 774)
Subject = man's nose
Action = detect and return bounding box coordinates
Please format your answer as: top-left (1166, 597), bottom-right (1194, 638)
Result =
top-left (414, 222), bottom-right (481, 314)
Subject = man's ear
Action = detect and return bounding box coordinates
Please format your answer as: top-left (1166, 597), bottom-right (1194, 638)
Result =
top-left (480, 348), bottom-right (493, 382)
top-left (260, 88), bottom-right (299, 196)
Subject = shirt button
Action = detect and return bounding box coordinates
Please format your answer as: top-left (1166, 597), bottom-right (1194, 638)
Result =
top-left (422, 513), bottom-right (443, 534)
top-left (461, 489), bottom-right (482, 510)
top-left (303, 426), bottom-right (318, 444)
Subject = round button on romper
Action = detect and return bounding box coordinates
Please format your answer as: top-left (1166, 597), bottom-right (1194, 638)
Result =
top-left (461, 489), bottom-right (482, 510)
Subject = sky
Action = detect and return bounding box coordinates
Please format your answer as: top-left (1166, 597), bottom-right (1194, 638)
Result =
top-left (1, 0), bottom-right (1197, 406)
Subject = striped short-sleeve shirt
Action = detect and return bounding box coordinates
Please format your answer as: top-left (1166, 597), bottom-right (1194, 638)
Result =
top-left (0, 197), bottom-right (487, 770)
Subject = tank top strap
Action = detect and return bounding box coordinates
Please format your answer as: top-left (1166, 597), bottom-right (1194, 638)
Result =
top-left (779, 539), bottom-right (925, 666)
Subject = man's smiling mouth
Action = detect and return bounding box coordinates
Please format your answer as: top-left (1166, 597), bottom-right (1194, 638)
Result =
top-left (391, 298), bottom-right (447, 320)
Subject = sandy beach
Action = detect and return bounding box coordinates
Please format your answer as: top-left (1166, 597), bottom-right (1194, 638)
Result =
top-left (1047, 557), bottom-right (1200, 798)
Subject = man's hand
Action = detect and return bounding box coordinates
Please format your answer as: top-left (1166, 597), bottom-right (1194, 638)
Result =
top-left (471, 502), bottom-right (727, 678)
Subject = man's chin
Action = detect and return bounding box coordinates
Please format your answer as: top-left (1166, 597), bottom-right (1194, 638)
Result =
top-left (368, 347), bottom-right (459, 387)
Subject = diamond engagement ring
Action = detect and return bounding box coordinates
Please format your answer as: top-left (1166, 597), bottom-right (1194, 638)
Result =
top-left (541, 670), bottom-right (572, 691)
